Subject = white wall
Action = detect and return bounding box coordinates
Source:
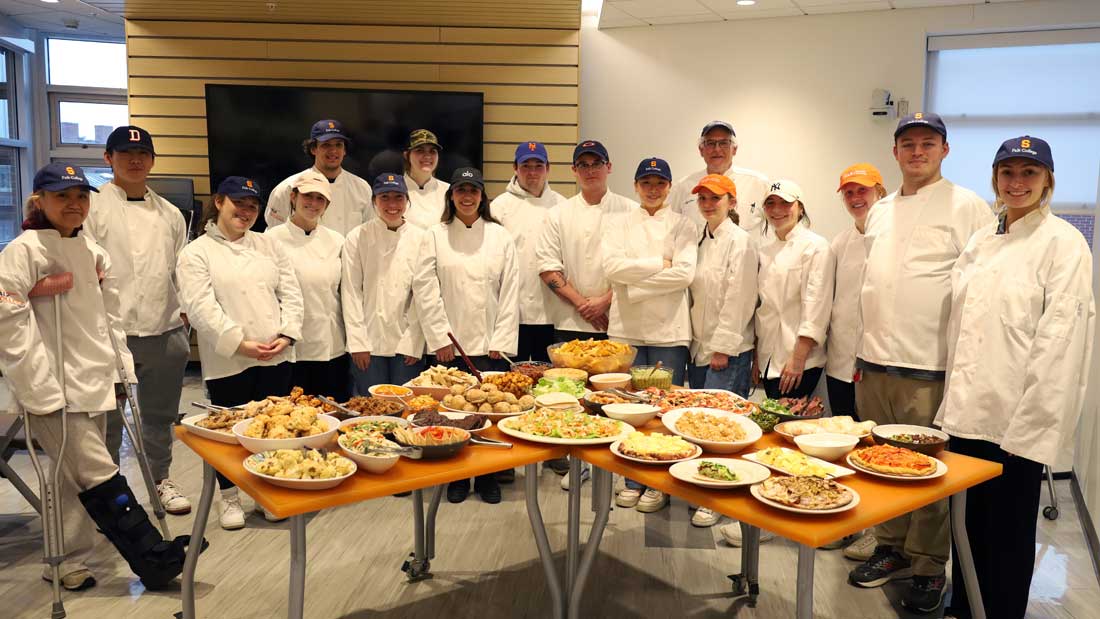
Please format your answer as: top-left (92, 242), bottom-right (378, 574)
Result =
top-left (580, 0), bottom-right (1100, 532)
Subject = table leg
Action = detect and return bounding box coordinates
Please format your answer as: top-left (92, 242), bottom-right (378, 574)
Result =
top-left (403, 489), bottom-right (432, 581)
top-left (728, 522), bottom-right (761, 606)
top-left (567, 467), bottom-right (612, 619)
top-left (426, 485), bottom-right (443, 560)
top-left (951, 490), bottom-right (986, 619)
top-left (0, 454), bottom-right (41, 513)
top-left (181, 463), bottom-right (215, 619)
top-left (525, 463), bottom-right (564, 619)
top-left (565, 457), bottom-right (581, 603)
top-left (288, 514), bottom-right (307, 619)
top-left (796, 544), bottom-right (815, 619)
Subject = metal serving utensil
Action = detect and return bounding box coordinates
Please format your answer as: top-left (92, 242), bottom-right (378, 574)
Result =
top-left (316, 395), bottom-right (358, 417)
top-left (190, 401), bottom-right (244, 412)
top-left (469, 435), bottom-right (512, 448)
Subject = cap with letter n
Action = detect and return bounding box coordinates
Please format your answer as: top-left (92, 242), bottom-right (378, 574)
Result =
top-left (105, 125), bottom-right (155, 155)
top-left (572, 139), bottom-right (609, 164)
top-left (310, 119), bottom-right (351, 144)
top-left (515, 141), bottom-right (549, 164)
top-left (893, 111), bottom-right (947, 140)
top-left (372, 173), bottom-right (408, 195)
top-left (33, 162), bottom-right (99, 193)
top-left (634, 157), bottom-right (672, 181)
top-left (993, 135), bottom-right (1054, 171)
top-left (764, 179), bottom-right (804, 203)
top-left (216, 176), bottom-right (264, 203)
top-left (450, 166), bottom-right (485, 190)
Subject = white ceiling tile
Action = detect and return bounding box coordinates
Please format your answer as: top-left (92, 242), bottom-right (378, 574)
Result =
top-left (800, 1), bottom-right (893, 14)
top-left (612, 0), bottom-right (717, 19)
top-left (794, 0), bottom-right (887, 7)
top-left (713, 6), bottom-right (804, 19)
top-left (889, 0), bottom-right (983, 8)
top-left (700, 0), bottom-right (797, 11)
top-left (645, 14), bottom-right (723, 25)
top-left (598, 3), bottom-right (649, 27)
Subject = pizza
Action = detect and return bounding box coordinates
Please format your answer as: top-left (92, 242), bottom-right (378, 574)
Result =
top-left (849, 444), bottom-right (937, 477)
top-left (757, 476), bottom-right (854, 510)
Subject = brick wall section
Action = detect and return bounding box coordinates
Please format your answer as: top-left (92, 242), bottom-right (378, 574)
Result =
top-left (1058, 214), bottom-right (1094, 250)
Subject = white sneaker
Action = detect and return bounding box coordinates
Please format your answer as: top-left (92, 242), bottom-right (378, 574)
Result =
top-left (255, 504), bottom-right (286, 523)
top-left (219, 490), bottom-right (245, 530)
top-left (843, 532), bottom-right (877, 561)
top-left (719, 522), bottom-right (775, 547)
top-left (156, 479), bottom-right (192, 515)
top-left (635, 489), bottom-right (668, 513)
top-left (691, 507), bottom-right (720, 527)
top-left (616, 487), bottom-right (642, 507)
top-left (560, 465), bottom-right (590, 490)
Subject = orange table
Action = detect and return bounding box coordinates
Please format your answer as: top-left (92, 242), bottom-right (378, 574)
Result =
top-left (175, 425), bottom-right (568, 619)
top-left (565, 420), bottom-right (1003, 619)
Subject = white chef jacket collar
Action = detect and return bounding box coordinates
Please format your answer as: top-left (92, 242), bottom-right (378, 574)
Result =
top-left (997, 204), bottom-right (1049, 236)
top-left (775, 221), bottom-right (808, 242)
top-left (101, 181), bottom-right (150, 201)
top-left (452, 216), bottom-right (486, 230)
top-left (699, 216), bottom-right (735, 243)
top-left (405, 173), bottom-right (438, 192)
top-left (901, 176), bottom-right (948, 197)
top-left (311, 166), bottom-right (342, 184)
top-left (285, 217), bottom-right (320, 237)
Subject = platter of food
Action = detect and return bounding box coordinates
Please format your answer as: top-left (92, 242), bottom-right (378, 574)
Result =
top-left (243, 448), bottom-right (357, 490)
top-left (341, 396), bottom-right (405, 417)
top-left (531, 376), bottom-right (588, 399)
top-left (392, 425), bottom-right (470, 460)
top-left (547, 339), bottom-right (636, 375)
top-left (405, 366), bottom-right (479, 399)
top-left (668, 458), bottom-right (771, 489)
top-left (661, 407), bottom-right (762, 453)
top-left (480, 371), bottom-right (534, 397)
top-left (410, 409), bottom-right (492, 433)
top-left (759, 396), bottom-right (826, 421)
top-left (750, 476), bottom-right (860, 514)
top-left (367, 383), bottom-right (413, 403)
top-left (338, 415), bottom-right (408, 435)
top-left (742, 446), bottom-right (855, 479)
top-left (182, 412), bottom-right (246, 444)
top-left (441, 383), bottom-right (536, 419)
top-left (510, 360), bottom-right (552, 382)
top-left (403, 394), bottom-right (440, 416)
top-left (497, 407), bottom-right (633, 446)
top-left (846, 444), bottom-right (947, 480)
top-left (641, 388), bottom-right (757, 416)
top-left (870, 424), bottom-right (949, 456)
top-left (336, 426), bottom-right (402, 473)
top-left (232, 405), bottom-right (340, 454)
top-left (609, 432), bottom-right (702, 464)
top-left (774, 416), bottom-right (877, 443)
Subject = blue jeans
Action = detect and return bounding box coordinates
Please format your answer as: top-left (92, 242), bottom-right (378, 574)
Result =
top-left (350, 354), bottom-right (425, 397)
top-left (633, 345), bottom-right (689, 386)
top-left (687, 349), bottom-right (754, 397)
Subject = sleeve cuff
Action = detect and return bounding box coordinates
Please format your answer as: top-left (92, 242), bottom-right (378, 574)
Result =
top-left (215, 326), bottom-right (245, 357)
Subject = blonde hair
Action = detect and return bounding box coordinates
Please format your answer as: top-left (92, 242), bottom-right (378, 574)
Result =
top-left (990, 165), bottom-right (1055, 213)
top-left (874, 183), bottom-right (888, 200)
top-left (23, 192), bottom-right (42, 218)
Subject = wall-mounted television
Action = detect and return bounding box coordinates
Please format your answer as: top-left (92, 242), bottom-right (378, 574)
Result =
top-left (205, 84), bottom-right (483, 228)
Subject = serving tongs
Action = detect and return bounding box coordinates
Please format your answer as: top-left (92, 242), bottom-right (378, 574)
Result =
top-left (447, 332), bottom-right (484, 382)
top-left (191, 401), bottom-right (245, 413)
top-left (607, 388), bottom-right (649, 403)
top-left (469, 435), bottom-right (512, 448)
top-left (316, 394), bottom-right (358, 418)
top-left (364, 444), bottom-right (425, 459)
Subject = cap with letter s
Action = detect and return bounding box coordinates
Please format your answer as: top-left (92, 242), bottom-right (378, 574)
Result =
top-left (894, 112), bottom-right (947, 140)
top-left (372, 173), bottom-right (408, 195)
top-left (310, 119), bottom-right (351, 144)
top-left (216, 176), bottom-right (263, 203)
top-left (993, 135), bottom-right (1054, 171)
top-left (634, 157), bottom-right (672, 181)
top-left (33, 162), bottom-right (99, 193)
top-left (105, 125), bottom-right (155, 155)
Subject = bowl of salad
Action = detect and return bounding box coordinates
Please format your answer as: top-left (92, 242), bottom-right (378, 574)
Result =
top-left (759, 396), bottom-right (826, 422)
top-left (531, 376), bottom-right (588, 399)
top-left (337, 426), bottom-right (402, 474)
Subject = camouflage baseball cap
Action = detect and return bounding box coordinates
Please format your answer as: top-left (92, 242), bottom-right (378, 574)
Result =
top-left (406, 128), bottom-right (441, 150)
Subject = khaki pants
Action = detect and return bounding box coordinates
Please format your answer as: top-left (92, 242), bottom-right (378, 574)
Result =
top-left (26, 412), bottom-right (119, 573)
top-left (855, 370), bottom-right (949, 576)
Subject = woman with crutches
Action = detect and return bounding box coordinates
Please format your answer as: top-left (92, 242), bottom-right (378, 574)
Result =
top-left (0, 163), bottom-right (199, 600)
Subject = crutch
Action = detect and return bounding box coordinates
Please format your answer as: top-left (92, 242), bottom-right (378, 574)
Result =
top-left (23, 272), bottom-right (74, 618)
top-left (1042, 465), bottom-right (1060, 520)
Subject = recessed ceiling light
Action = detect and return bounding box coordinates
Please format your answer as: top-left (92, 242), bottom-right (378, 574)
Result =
top-left (737, 0), bottom-right (756, 6)
top-left (40, 0), bottom-right (61, 4)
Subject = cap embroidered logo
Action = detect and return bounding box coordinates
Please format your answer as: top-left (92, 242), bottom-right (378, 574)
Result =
top-left (246, 180), bottom-right (254, 188)
top-left (66, 166), bottom-right (76, 175)
top-left (328, 122), bottom-right (335, 129)
top-left (462, 170), bottom-right (474, 178)
top-left (771, 182), bottom-right (781, 192)
top-left (650, 160), bottom-right (657, 167)
top-left (387, 175), bottom-right (394, 181)
top-left (914, 112), bottom-right (924, 120)
top-left (1021, 138), bottom-right (1031, 148)
top-left (582, 141), bottom-right (594, 147)
top-left (128, 129), bottom-right (141, 141)
top-left (528, 142), bottom-right (537, 151)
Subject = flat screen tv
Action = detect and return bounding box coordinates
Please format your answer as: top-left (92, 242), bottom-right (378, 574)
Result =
top-left (205, 84), bottom-right (483, 229)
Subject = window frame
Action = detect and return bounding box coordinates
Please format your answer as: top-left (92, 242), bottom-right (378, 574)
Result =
top-left (0, 42), bottom-right (30, 250)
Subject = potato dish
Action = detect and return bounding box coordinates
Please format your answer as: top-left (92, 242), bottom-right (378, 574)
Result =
top-left (674, 411), bottom-right (747, 442)
top-left (404, 395), bottom-right (440, 414)
top-left (481, 371), bottom-right (534, 397)
top-left (442, 383), bottom-right (535, 414)
top-left (249, 449), bottom-right (355, 480)
top-left (410, 365), bottom-right (478, 388)
top-left (548, 339), bottom-right (636, 375)
top-left (244, 404), bottom-right (327, 439)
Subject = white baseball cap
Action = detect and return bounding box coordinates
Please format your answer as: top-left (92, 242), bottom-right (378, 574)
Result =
top-left (764, 179), bottom-right (804, 203)
top-left (292, 169), bottom-right (332, 202)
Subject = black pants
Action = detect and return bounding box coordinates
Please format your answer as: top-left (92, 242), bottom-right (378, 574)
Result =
top-left (518, 324), bottom-right (555, 362)
top-left (553, 329), bottom-right (607, 343)
top-left (946, 437), bottom-right (1043, 619)
top-left (826, 375), bottom-right (859, 420)
top-left (291, 354), bottom-right (351, 403)
top-left (763, 366), bottom-right (823, 400)
top-left (206, 363), bottom-right (293, 490)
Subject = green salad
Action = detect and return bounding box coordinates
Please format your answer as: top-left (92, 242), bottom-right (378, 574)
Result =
top-left (748, 410), bottom-right (780, 433)
top-left (760, 398), bottom-right (790, 416)
top-left (697, 461), bottom-right (738, 481)
top-left (531, 377), bottom-right (586, 398)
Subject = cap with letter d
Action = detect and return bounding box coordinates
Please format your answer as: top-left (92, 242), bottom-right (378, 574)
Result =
top-left (216, 176), bottom-right (263, 203)
top-left (105, 125), bottom-right (155, 155)
top-left (993, 135), bottom-right (1054, 171)
top-left (515, 141), bottom-right (549, 164)
top-left (311, 119), bottom-right (351, 144)
top-left (634, 157), bottom-right (672, 181)
top-left (33, 162), bottom-right (99, 193)
top-left (450, 166), bottom-right (485, 190)
top-left (893, 112), bottom-right (947, 140)
top-left (372, 173), bottom-right (408, 195)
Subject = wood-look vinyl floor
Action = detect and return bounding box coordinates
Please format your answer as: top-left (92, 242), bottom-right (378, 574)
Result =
top-left (1, 375), bottom-right (1097, 619)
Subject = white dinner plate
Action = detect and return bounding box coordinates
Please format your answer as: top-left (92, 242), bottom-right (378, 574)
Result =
top-left (243, 451), bottom-right (357, 491)
top-left (410, 410), bottom-right (493, 434)
top-left (661, 407), bottom-right (762, 454)
top-left (609, 439), bottom-right (702, 464)
top-left (749, 481), bottom-right (861, 515)
top-left (497, 416), bottom-right (633, 446)
top-left (845, 452), bottom-right (948, 481)
top-left (181, 413), bottom-right (240, 445)
top-left (741, 447), bottom-right (856, 479)
top-left (668, 458), bottom-right (771, 488)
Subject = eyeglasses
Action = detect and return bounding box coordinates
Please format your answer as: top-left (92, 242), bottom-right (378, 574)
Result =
top-left (701, 139), bottom-right (733, 149)
top-left (574, 160), bottom-right (607, 171)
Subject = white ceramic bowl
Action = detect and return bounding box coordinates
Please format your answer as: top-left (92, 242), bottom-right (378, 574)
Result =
top-left (232, 413), bottom-right (340, 454)
top-left (794, 432), bottom-right (859, 461)
top-left (402, 382), bottom-right (452, 401)
top-left (589, 373), bottom-right (632, 391)
top-left (661, 407), bottom-right (762, 454)
top-left (336, 434), bottom-right (401, 474)
top-left (338, 415), bottom-right (409, 434)
top-left (242, 451), bottom-right (356, 490)
top-left (601, 403), bottom-right (660, 428)
top-left (367, 383), bottom-right (413, 404)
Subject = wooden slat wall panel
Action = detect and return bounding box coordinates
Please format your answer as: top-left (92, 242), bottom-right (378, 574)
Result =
top-left (126, 19), bottom-right (579, 199)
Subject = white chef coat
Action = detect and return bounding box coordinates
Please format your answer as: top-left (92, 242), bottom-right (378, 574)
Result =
top-left (936, 208), bottom-right (1095, 466)
top-left (668, 166), bottom-right (770, 238)
top-left (177, 222), bottom-right (304, 380)
top-left (413, 218), bottom-right (520, 357)
top-left (263, 167), bottom-right (373, 236)
top-left (490, 176), bottom-right (566, 326)
top-left (534, 190), bottom-right (636, 333)
top-left (342, 218), bottom-right (427, 358)
top-left (0, 229), bottom-right (135, 415)
top-left (404, 174), bottom-right (449, 231)
top-left (83, 182), bottom-right (187, 337)
top-left (602, 206), bottom-right (696, 347)
top-left (690, 218), bottom-right (758, 365)
top-left (825, 225), bottom-right (867, 382)
top-left (859, 178), bottom-right (994, 372)
top-left (265, 220), bottom-right (345, 362)
top-left (756, 224), bottom-right (834, 379)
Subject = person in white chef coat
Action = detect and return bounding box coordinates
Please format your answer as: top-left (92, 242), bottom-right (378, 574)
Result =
top-left (402, 129), bottom-right (450, 230)
top-left (343, 173), bottom-right (427, 393)
top-left (177, 176), bottom-right (304, 530)
top-left (413, 166), bottom-right (519, 505)
top-left (84, 125), bottom-right (192, 516)
top-left (938, 137), bottom-right (1094, 619)
top-left (263, 119), bottom-right (372, 236)
top-left (265, 170), bottom-right (349, 401)
top-left (850, 113), bottom-right (993, 612)
top-left (668, 120), bottom-right (770, 238)
top-left (0, 163), bottom-right (197, 591)
top-left (603, 156), bottom-right (696, 516)
top-left (490, 141), bottom-right (566, 363)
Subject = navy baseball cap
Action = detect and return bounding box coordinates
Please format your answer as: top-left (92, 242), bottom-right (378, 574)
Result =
top-left (993, 135), bottom-right (1054, 171)
top-left (894, 112), bottom-right (947, 140)
top-left (701, 121), bottom-right (736, 136)
top-left (105, 125), bottom-right (155, 155)
top-left (572, 140), bottom-right (609, 163)
top-left (450, 167), bottom-right (485, 189)
top-left (515, 141), bottom-right (549, 164)
top-left (372, 172), bottom-right (408, 194)
top-left (310, 119), bottom-right (350, 144)
top-left (33, 162), bottom-right (98, 193)
top-left (634, 157), bottom-right (672, 181)
top-left (216, 176), bottom-right (263, 202)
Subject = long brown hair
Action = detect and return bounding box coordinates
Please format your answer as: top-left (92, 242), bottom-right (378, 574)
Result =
top-left (200, 194), bottom-right (227, 229)
top-left (442, 185), bottom-right (500, 225)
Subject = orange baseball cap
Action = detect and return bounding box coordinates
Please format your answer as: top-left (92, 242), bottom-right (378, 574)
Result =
top-left (837, 163), bottom-right (884, 191)
top-left (692, 174), bottom-right (737, 197)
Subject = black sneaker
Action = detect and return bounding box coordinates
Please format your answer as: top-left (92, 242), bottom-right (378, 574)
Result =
top-left (848, 545), bottom-right (913, 588)
top-left (475, 476), bottom-right (502, 504)
top-left (495, 468), bottom-right (516, 484)
top-left (447, 479), bottom-right (470, 503)
top-left (902, 574), bottom-right (947, 613)
top-left (546, 457), bottom-right (570, 475)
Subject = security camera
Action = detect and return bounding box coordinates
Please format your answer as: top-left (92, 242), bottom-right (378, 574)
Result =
top-left (870, 89), bottom-right (896, 119)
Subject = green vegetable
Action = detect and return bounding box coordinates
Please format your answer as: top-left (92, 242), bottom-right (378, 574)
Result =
top-left (697, 461), bottom-right (738, 481)
top-left (760, 398), bottom-right (789, 416)
top-left (532, 377), bottom-right (586, 398)
top-left (748, 410), bottom-right (780, 433)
